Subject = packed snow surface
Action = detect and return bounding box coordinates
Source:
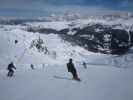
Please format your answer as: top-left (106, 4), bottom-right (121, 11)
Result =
top-left (0, 65), bottom-right (133, 100)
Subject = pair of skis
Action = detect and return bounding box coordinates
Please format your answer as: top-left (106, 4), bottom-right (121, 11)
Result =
top-left (53, 76), bottom-right (81, 82)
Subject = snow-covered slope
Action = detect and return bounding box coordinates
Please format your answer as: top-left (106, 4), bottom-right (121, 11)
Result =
top-left (0, 18), bottom-right (133, 100)
top-left (0, 22), bottom-right (133, 68)
top-left (0, 27), bottom-right (88, 67)
top-left (0, 64), bottom-right (133, 100)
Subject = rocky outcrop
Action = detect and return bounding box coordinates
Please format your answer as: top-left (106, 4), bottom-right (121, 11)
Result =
top-left (26, 24), bottom-right (133, 55)
top-left (60, 24), bottom-right (133, 54)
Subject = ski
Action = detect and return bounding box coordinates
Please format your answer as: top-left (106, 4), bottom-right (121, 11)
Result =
top-left (53, 76), bottom-right (81, 82)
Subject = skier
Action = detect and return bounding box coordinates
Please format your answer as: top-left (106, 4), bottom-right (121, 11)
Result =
top-left (67, 58), bottom-right (80, 81)
top-left (30, 64), bottom-right (35, 70)
top-left (7, 62), bottom-right (16, 77)
top-left (83, 62), bottom-right (87, 69)
top-left (15, 40), bottom-right (18, 44)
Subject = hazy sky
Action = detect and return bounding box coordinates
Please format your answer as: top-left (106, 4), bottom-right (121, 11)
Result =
top-left (0, 0), bottom-right (132, 17)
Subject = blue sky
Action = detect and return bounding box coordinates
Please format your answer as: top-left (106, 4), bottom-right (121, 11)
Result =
top-left (0, 0), bottom-right (132, 17)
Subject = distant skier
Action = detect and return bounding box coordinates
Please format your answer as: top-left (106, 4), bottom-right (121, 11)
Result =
top-left (67, 58), bottom-right (80, 81)
top-left (30, 64), bottom-right (35, 70)
top-left (15, 40), bottom-right (18, 44)
top-left (83, 62), bottom-right (87, 69)
top-left (7, 62), bottom-right (16, 77)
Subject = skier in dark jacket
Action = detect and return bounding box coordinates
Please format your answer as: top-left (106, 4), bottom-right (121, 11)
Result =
top-left (7, 62), bottom-right (16, 77)
top-left (30, 64), bottom-right (35, 70)
top-left (83, 62), bottom-right (87, 69)
top-left (67, 58), bottom-right (80, 81)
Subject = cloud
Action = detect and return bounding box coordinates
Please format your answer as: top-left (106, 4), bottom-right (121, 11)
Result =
top-left (0, 0), bottom-right (132, 17)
